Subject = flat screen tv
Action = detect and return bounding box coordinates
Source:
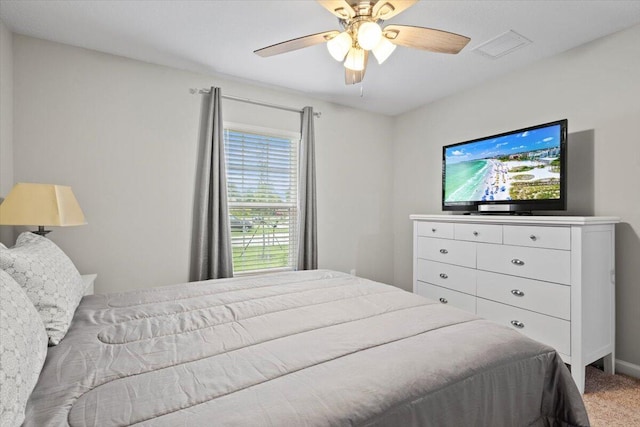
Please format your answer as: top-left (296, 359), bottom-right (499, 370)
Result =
top-left (442, 119), bottom-right (567, 214)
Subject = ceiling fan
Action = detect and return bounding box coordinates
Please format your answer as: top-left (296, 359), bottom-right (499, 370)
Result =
top-left (254, 0), bottom-right (471, 85)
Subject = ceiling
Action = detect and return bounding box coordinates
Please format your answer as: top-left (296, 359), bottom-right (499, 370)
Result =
top-left (1, 1), bottom-right (639, 116)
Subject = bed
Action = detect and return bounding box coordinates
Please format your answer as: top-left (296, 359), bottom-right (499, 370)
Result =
top-left (16, 268), bottom-right (589, 426)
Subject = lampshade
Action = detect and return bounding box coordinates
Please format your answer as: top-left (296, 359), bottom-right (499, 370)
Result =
top-left (357, 21), bottom-right (382, 50)
top-left (327, 31), bottom-right (352, 61)
top-left (372, 36), bottom-right (396, 64)
top-left (344, 47), bottom-right (366, 71)
top-left (0, 183), bottom-right (86, 235)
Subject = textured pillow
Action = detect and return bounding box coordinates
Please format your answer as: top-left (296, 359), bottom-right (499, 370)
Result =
top-left (0, 269), bottom-right (48, 427)
top-left (0, 232), bottom-right (85, 345)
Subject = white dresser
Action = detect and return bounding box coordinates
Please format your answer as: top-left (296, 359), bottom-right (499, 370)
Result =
top-left (411, 214), bottom-right (619, 393)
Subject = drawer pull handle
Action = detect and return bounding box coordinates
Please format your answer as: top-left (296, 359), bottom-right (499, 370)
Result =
top-left (440, 249), bottom-right (448, 254)
top-left (511, 289), bottom-right (525, 297)
top-left (473, 231), bottom-right (479, 236)
top-left (510, 320), bottom-right (525, 329)
top-left (432, 228), bottom-right (437, 233)
top-left (529, 235), bottom-right (537, 241)
top-left (439, 273), bottom-right (448, 279)
top-left (511, 258), bottom-right (525, 266)
top-left (439, 298), bottom-right (448, 304)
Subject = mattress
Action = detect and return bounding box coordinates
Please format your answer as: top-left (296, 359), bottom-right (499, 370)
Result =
top-left (25, 269), bottom-right (589, 426)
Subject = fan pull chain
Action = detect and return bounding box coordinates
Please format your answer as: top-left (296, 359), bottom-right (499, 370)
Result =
top-left (360, 84), bottom-right (364, 98)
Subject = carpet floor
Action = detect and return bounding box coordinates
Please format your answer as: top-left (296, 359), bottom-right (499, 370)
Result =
top-left (582, 366), bottom-right (640, 426)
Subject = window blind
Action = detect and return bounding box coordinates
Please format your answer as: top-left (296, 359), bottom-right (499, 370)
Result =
top-left (224, 128), bottom-right (299, 273)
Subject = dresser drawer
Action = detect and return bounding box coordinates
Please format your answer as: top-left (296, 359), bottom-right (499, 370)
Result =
top-left (416, 221), bottom-right (454, 239)
top-left (417, 259), bottom-right (476, 295)
top-left (477, 298), bottom-right (570, 356)
top-left (476, 270), bottom-right (570, 320)
top-left (415, 282), bottom-right (476, 313)
top-left (477, 243), bottom-right (570, 285)
top-left (417, 237), bottom-right (476, 268)
top-left (454, 223), bottom-right (503, 244)
top-left (503, 225), bottom-right (570, 250)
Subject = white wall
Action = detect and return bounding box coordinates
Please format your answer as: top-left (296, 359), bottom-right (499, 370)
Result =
top-left (12, 35), bottom-right (394, 292)
top-left (392, 24), bottom-right (640, 368)
top-left (0, 20), bottom-right (14, 246)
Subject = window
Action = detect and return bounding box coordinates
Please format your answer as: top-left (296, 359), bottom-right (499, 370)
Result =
top-left (224, 124), bottom-right (299, 273)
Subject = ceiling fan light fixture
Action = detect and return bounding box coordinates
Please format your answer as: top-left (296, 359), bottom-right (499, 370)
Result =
top-left (372, 37), bottom-right (396, 64)
top-left (344, 47), bottom-right (366, 71)
top-left (254, 1), bottom-right (470, 86)
top-left (327, 31), bottom-right (352, 61)
top-left (357, 21), bottom-right (382, 50)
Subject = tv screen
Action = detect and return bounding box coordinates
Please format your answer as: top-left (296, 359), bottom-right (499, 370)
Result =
top-left (442, 119), bottom-right (567, 213)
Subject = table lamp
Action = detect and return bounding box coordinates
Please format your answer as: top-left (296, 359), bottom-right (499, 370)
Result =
top-left (0, 183), bottom-right (86, 236)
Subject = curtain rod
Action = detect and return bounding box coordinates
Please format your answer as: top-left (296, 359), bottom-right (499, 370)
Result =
top-left (189, 88), bottom-right (321, 118)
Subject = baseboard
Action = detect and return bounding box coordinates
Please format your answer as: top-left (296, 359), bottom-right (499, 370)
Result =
top-left (616, 359), bottom-right (640, 379)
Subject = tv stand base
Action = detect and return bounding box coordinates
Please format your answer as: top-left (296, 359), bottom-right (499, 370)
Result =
top-left (464, 211), bottom-right (533, 216)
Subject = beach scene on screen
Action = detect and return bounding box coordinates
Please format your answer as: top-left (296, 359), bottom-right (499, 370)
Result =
top-left (444, 125), bottom-right (562, 202)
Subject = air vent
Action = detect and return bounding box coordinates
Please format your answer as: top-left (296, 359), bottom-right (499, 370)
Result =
top-left (473, 30), bottom-right (532, 59)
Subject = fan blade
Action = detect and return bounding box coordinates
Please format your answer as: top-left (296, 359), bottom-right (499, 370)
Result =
top-left (345, 51), bottom-right (369, 85)
top-left (254, 30), bottom-right (340, 57)
top-left (383, 25), bottom-right (470, 54)
top-left (373, 0), bottom-right (417, 20)
top-left (317, 0), bottom-right (356, 19)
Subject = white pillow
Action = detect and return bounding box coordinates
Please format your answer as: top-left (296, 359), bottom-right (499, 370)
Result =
top-left (0, 269), bottom-right (48, 427)
top-left (0, 232), bottom-right (85, 345)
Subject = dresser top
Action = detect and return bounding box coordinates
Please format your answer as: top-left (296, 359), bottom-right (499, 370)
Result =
top-left (410, 214), bottom-right (620, 226)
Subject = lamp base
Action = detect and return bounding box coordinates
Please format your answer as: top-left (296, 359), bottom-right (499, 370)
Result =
top-left (33, 226), bottom-right (52, 236)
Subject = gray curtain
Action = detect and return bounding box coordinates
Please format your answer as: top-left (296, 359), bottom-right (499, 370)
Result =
top-left (297, 106), bottom-right (318, 270)
top-left (191, 87), bottom-right (233, 280)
